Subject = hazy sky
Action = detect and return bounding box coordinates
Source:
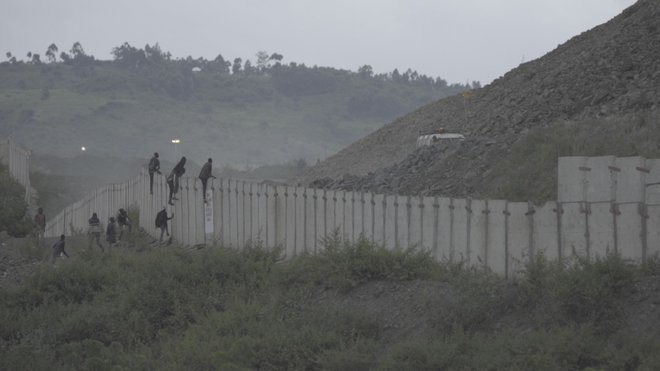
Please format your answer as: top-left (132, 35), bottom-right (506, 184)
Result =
top-left (2, 0), bottom-right (636, 85)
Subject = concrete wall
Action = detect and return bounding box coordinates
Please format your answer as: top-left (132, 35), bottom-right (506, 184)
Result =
top-left (43, 155), bottom-right (660, 275)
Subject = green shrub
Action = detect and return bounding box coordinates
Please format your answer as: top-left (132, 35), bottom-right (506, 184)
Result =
top-left (0, 163), bottom-right (31, 236)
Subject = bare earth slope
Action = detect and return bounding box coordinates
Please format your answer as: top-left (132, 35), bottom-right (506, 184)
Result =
top-left (300, 0), bottom-right (660, 199)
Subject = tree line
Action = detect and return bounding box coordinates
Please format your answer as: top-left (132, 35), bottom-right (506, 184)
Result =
top-left (3, 41), bottom-right (479, 90)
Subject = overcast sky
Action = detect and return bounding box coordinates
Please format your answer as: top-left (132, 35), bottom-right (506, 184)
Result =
top-left (2, 0), bottom-right (636, 85)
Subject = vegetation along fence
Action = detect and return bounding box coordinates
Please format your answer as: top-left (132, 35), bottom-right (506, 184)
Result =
top-left (0, 139), bottom-right (32, 203)
top-left (43, 155), bottom-right (660, 277)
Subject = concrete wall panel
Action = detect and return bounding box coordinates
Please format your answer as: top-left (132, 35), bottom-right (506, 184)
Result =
top-left (436, 197), bottom-right (453, 261)
top-left (373, 193), bottom-right (386, 246)
top-left (384, 195), bottom-right (397, 250)
top-left (617, 203), bottom-right (644, 261)
top-left (647, 204), bottom-right (660, 259)
top-left (533, 202), bottom-right (559, 260)
top-left (558, 157), bottom-right (587, 202)
top-left (507, 202), bottom-right (531, 277)
top-left (561, 203), bottom-right (588, 259)
top-left (645, 159), bottom-right (660, 205)
top-left (452, 198), bottom-right (469, 263)
top-left (615, 157), bottom-right (645, 203)
top-left (585, 156), bottom-right (615, 202)
top-left (589, 203), bottom-right (615, 259)
top-left (421, 196), bottom-right (436, 254)
top-left (470, 199), bottom-right (488, 267)
top-left (486, 200), bottom-right (507, 276)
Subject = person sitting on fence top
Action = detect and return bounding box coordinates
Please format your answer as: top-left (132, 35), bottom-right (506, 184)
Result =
top-left (117, 208), bottom-right (132, 240)
top-left (148, 152), bottom-right (161, 195)
top-left (87, 212), bottom-right (104, 250)
top-left (198, 158), bottom-right (216, 204)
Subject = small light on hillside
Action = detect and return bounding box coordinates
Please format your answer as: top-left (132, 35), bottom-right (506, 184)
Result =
top-left (81, 146), bottom-right (86, 151)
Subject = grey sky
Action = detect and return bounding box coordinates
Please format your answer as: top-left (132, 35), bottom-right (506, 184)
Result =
top-left (2, 0), bottom-right (636, 84)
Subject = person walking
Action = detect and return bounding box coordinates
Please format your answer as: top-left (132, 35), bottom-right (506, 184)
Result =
top-left (155, 206), bottom-right (174, 244)
top-left (198, 158), bottom-right (216, 203)
top-left (33, 207), bottom-right (46, 247)
top-left (117, 208), bottom-right (132, 241)
top-left (87, 212), bottom-right (103, 250)
top-left (106, 217), bottom-right (118, 247)
top-left (51, 234), bottom-right (69, 262)
top-left (148, 152), bottom-right (161, 195)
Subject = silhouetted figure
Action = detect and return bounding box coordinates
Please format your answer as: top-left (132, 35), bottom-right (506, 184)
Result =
top-left (87, 212), bottom-right (103, 250)
top-left (168, 156), bottom-right (186, 205)
top-left (155, 206), bottom-right (174, 243)
top-left (33, 207), bottom-right (46, 247)
top-left (117, 208), bottom-right (132, 240)
top-left (198, 158), bottom-right (216, 203)
top-left (148, 152), bottom-right (161, 195)
top-left (106, 217), bottom-right (118, 247)
top-left (51, 234), bottom-right (69, 262)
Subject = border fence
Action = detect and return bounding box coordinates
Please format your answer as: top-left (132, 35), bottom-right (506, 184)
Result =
top-left (0, 139), bottom-right (31, 203)
top-left (42, 155), bottom-right (660, 277)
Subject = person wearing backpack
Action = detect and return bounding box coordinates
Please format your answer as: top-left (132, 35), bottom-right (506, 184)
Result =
top-left (198, 158), bottom-right (216, 203)
top-left (148, 152), bottom-right (161, 195)
top-left (155, 206), bottom-right (174, 243)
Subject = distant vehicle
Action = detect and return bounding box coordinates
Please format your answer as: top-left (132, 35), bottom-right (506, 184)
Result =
top-left (416, 130), bottom-right (465, 148)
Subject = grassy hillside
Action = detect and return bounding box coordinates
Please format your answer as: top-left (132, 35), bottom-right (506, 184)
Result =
top-left (0, 56), bottom-right (468, 169)
top-left (2, 235), bottom-right (660, 370)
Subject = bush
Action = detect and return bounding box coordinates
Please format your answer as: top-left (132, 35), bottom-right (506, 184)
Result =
top-left (0, 163), bottom-right (31, 236)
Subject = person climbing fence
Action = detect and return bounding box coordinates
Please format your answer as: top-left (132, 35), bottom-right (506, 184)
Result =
top-left (87, 212), bottom-right (104, 250)
top-left (155, 206), bottom-right (174, 244)
top-left (148, 152), bottom-right (161, 195)
top-left (198, 158), bottom-right (216, 203)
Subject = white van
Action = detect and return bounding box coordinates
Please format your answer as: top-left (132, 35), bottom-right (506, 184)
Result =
top-left (416, 133), bottom-right (465, 148)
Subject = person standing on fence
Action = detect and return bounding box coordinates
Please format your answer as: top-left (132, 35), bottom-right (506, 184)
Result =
top-left (167, 172), bottom-right (176, 206)
top-left (148, 152), bottom-right (161, 195)
top-left (33, 207), bottom-right (46, 247)
top-left (167, 156), bottom-right (186, 205)
top-left (106, 217), bottom-right (118, 247)
top-left (117, 208), bottom-right (132, 241)
top-left (172, 156), bottom-right (186, 193)
top-left (198, 158), bottom-right (216, 204)
top-left (87, 212), bottom-right (103, 250)
top-left (51, 234), bottom-right (69, 262)
top-left (155, 206), bottom-right (174, 243)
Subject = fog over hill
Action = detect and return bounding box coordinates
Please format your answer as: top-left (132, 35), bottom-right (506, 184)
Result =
top-left (301, 0), bottom-right (660, 203)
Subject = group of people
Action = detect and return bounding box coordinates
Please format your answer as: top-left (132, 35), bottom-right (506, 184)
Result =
top-left (148, 153), bottom-right (216, 205)
top-left (33, 153), bottom-right (215, 261)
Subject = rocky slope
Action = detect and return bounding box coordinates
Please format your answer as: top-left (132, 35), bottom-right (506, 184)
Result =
top-left (300, 0), bottom-right (660, 200)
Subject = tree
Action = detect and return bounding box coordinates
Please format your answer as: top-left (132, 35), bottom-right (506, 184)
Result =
top-left (45, 43), bottom-right (58, 63)
top-left (212, 54), bottom-right (230, 74)
top-left (255, 51), bottom-right (270, 72)
top-left (269, 52), bottom-right (283, 65)
top-left (232, 58), bottom-right (242, 74)
top-left (358, 65), bottom-right (373, 78)
top-left (243, 59), bottom-right (254, 75)
top-left (31, 53), bottom-right (41, 64)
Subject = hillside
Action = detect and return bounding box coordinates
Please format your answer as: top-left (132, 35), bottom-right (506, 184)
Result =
top-left (0, 52), bottom-right (468, 169)
top-left (301, 0), bottom-right (660, 203)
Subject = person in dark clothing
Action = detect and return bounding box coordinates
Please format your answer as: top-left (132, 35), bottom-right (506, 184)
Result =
top-left (198, 158), bottom-right (216, 203)
top-left (167, 172), bottom-right (176, 205)
top-left (168, 156), bottom-right (186, 205)
top-left (51, 234), bottom-right (69, 262)
top-left (148, 152), bottom-right (161, 195)
top-left (87, 212), bottom-right (103, 250)
top-left (172, 156), bottom-right (186, 192)
top-left (117, 208), bottom-right (132, 240)
top-left (34, 207), bottom-right (46, 247)
top-left (155, 206), bottom-right (174, 243)
top-left (106, 217), bottom-right (118, 247)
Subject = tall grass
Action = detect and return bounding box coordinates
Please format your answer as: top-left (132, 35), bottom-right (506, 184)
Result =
top-left (1, 238), bottom-right (660, 370)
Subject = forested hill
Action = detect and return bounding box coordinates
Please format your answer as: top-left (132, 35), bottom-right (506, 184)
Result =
top-left (0, 43), bottom-right (471, 168)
